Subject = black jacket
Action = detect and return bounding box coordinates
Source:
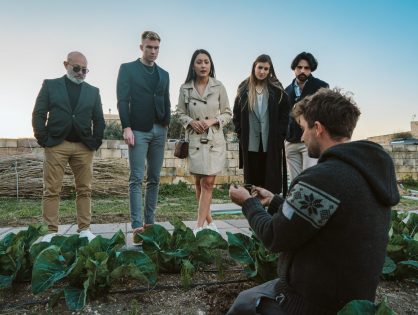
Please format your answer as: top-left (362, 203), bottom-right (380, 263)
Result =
top-left (285, 75), bottom-right (329, 142)
top-left (242, 141), bottom-right (400, 314)
top-left (32, 76), bottom-right (105, 150)
top-left (233, 81), bottom-right (290, 194)
top-left (117, 60), bottom-right (171, 131)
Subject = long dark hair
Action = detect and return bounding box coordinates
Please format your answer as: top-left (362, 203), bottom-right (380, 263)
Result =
top-left (184, 49), bottom-right (216, 83)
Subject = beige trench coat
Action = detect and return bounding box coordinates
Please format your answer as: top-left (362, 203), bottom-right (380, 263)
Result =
top-left (177, 77), bottom-right (232, 175)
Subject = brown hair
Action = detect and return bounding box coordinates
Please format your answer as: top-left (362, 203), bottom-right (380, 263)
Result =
top-left (240, 54), bottom-right (284, 111)
top-left (292, 88), bottom-right (361, 139)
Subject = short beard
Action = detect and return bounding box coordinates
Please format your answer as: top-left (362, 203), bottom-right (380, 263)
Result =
top-left (297, 74), bottom-right (307, 82)
top-left (66, 71), bottom-right (84, 84)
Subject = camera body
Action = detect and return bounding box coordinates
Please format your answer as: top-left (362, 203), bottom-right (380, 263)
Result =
top-left (243, 184), bottom-right (253, 193)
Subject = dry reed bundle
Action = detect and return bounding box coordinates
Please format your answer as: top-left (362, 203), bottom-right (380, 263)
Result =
top-left (0, 154), bottom-right (129, 198)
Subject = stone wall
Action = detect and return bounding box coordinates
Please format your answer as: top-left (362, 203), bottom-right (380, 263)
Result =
top-left (0, 138), bottom-right (416, 182)
top-left (383, 144), bottom-right (418, 180)
top-left (0, 138), bottom-right (243, 187)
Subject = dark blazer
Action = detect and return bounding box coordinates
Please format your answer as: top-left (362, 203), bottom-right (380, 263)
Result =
top-left (117, 60), bottom-right (171, 131)
top-left (233, 81), bottom-right (290, 195)
top-left (285, 75), bottom-right (329, 142)
top-left (32, 76), bottom-right (105, 150)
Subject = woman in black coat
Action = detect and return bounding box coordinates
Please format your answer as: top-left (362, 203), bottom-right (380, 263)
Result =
top-left (233, 54), bottom-right (289, 195)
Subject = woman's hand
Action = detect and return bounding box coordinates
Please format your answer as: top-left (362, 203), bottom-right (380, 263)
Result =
top-left (189, 120), bottom-right (206, 134)
top-left (201, 118), bottom-right (218, 130)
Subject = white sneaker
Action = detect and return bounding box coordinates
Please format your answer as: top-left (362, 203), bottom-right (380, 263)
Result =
top-left (193, 227), bottom-right (204, 236)
top-left (206, 222), bottom-right (219, 233)
top-left (79, 230), bottom-right (96, 242)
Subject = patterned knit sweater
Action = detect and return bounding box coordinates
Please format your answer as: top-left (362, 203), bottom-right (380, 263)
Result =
top-left (242, 141), bottom-right (400, 314)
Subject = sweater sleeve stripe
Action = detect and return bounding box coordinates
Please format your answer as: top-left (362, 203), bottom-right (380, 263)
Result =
top-left (286, 181), bottom-right (340, 228)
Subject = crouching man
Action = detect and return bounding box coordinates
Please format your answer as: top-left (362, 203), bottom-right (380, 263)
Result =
top-left (228, 88), bottom-right (399, 314)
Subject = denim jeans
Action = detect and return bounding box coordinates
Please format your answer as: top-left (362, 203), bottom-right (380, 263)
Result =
top-left (129, 124), bottom-right (167, 229)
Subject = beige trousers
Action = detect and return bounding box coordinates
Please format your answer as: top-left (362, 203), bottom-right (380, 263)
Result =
top-left (42, 141), bottom-right (94, 233)
top-left (285, 141), bottom-right (317, 182)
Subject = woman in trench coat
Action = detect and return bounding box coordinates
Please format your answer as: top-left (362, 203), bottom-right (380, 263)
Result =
top-left (177, 49), bottom-right (232, 234)
top-left (233, 54), bottom-right (289, 197)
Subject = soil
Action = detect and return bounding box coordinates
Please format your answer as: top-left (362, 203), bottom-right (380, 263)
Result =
top-left (1, 269), bottom-right (417, 315)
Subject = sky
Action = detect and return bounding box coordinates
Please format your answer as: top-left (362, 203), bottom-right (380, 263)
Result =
top-left (0, 0), bottom-right (417, 140)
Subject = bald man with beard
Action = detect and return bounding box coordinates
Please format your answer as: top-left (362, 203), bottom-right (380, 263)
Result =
top-left (32, 51), bottom-right (105, 242)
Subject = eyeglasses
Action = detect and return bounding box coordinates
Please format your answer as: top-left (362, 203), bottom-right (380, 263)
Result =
top-left (69, 63), bottom-right (89, 74)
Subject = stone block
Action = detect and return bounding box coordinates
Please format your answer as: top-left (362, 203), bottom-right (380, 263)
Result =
top-left (403, 159), bottom-right (416, 167)
top-left (0, 139), bottom-right (17, 148)
top-left (121, 149), bottom-right (129, 159)
top-left (175, 168), bottom-right (186, 176)
top-left (392, 145), bottom-right (406, 152)
top-left (160, 167), bottom-right (176, 177)
top-left (160, 176), bottom-right (173, 184)
top-left (119, 144), bottom-right (128, 150)
top-left (7, 147), bottom-right (32, 155)
top-left (17, 138), bottom-right (40, 148)
top-left (164, 158), bottom-right (175, 167)
top-left (214, 176), bottom-right (229, 185)
top-left (227, 143), bottom-right (239, 151)
top-left (229, 175), bottom-right (244, 184)
top-left (395, 165), bottom-right (416, 173)
top-left (393, 159), bottom-right (403, 166)
top-left (166, 141), bottom-right (176, 150)
top-left (228, 159), bottom-right (238, 168)
top-left (405, 145), bottom-right (417, 152)
top-left (100, 148), bottom-right (122, 159)
top-left (382, 145), bottom-right (392, 152)
top-left (174, 159), bottom-right (186, 168)
top-left (106, 140), bottom-right (121, 149)
top-left (235, 168), bottom-right (244, 175)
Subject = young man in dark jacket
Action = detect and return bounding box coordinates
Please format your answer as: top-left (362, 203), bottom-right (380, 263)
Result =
top-left (32, 51), bottom-right (105, 242)
top-left (285, 52), bottom-right (329, 182)
top-left (228, 88), bottom-right (400, 314)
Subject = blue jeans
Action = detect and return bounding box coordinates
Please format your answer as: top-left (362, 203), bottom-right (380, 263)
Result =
top-left (129, 124), bottom-right (167, 229)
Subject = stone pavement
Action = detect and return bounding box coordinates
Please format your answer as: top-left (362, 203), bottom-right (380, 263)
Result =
top-left (0, 219), bottom-right (251, 246)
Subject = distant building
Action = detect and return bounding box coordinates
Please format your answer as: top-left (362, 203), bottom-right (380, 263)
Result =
top-left (367, 121), bottom-right (418, 145)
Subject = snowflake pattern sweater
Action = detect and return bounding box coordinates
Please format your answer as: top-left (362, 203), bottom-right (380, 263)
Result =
top-left (242, 140), bottom-right (400, 314)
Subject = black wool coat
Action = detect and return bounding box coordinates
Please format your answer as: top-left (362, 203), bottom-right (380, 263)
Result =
top-left (233, 81), bottom-right (290, 195)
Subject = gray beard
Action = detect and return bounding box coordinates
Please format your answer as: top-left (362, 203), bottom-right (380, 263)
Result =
top-left (66, 73), bottom-right (84, 84)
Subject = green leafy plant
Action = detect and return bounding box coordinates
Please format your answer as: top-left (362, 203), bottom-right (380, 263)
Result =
top-left (31, 231), bottom-right (157, 311)
top-left (103, 121), bottom-right (123, 140)
top-left (0, 224), bottom-right (47, 288)
top-left (337, 299), bottom-right (395, 314)
top-left (137, 218), bottom-right (228, 273)
top-left (382, 210), bottom-right (418, 282)
top-left (227, 232), bottom-right (279, 282)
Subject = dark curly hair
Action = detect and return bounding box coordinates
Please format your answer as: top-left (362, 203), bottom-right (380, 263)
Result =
top-left (290, 52), bottom-right (318, 72)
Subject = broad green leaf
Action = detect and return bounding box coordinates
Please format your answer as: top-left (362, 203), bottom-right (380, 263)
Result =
top-left (64, 278), bottom-right (89, 311)
top-left (137, 224), bottom-right (171, 250)
top-left (381, 256), bottom-right (397, 274)
top-left (31, 245), bottom-right (75, 294)
top-left (227, 232), bottom-right (255, 265)
top-left (337, 300), bottom-right (376, 314)
top-left (195, 229), bottom-right (228, 250)
top-left (110, 250), bottom-right (157, 285)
